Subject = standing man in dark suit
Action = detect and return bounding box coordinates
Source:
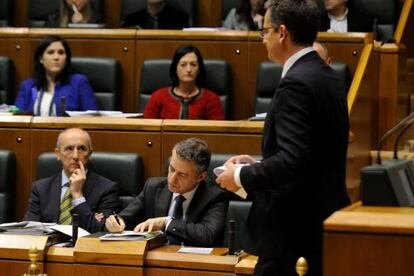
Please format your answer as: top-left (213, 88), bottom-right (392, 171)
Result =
top-left (105, 138), bottom-right (228, 247)
top-left (24, 127), bottom-right (120, 233)
top-left (216, 0), bottom-right (350, 275)
top-left (319, 0), bottom-right (373, 33)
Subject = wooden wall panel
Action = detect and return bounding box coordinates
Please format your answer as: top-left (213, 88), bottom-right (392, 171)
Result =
top-left (0, 36), bottom-right (30, 101)
top-left (197, 0), bottom-right (222, 27)
top-left (0, 128), bottom-right (31, 220)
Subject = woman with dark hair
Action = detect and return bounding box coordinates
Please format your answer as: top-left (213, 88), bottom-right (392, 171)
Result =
top-left (144, 45), bottom-right (224, 120)
top-left (15, 35), bottom-right (97, 116)
top-left (223, 0), bottom-right (266, 30)
top-left (47, 0), bottom-right (101, 27)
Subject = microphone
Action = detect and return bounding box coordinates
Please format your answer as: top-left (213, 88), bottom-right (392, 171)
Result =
top-left (71, 213), bottom-right (79, 247)
top-left (376, 112), bottom-right (414, 164)
top-left (372, 17), bottom-right (378, 41)
top-left (227, 220), bottom-right (235, 255)
top-left (60, 96), bottom-right (67, 117)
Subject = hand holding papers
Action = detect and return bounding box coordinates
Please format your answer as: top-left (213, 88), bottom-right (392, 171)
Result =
top-left (214, 163), bottom-right (250, 199)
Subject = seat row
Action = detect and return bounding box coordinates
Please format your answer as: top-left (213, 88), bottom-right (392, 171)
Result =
top-left (0, 56), bottom-right (350, 118)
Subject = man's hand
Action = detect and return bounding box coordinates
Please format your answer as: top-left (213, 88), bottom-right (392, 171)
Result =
top-left (71, 4), bottom-right (84, 23)
top-left (94, 213), bottom-right (104, 222)
top-left (134, 217), bottom-right (167, 233)
top-left (69, 160), bottom-right (86, 199)
top-left (105, 215), bottom-right (125, 233)
top-left (216, 162), bottom-right (240, 192)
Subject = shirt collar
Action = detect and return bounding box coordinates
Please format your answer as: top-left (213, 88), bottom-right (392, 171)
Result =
top-left (281, 47), bottom-right (315, 78)
top-left (172, 183), bottom-right (199, 203)
top-left (327, 8), bottom-right (349, 21)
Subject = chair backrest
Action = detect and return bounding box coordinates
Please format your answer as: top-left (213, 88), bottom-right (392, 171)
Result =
top-left (0, 57), bottom-right (14, 105)
top-left (221, 0), bottom-right (239, 21)
top-left (351, 0), bottom-right (396, 41)
top-left (71, 57), bottom-right (121, 111)
top-left (0, 150), bottom-right (16, 223)
top-left (255, 62), bottom-right (282, 114)
top-left (255, 61), bottom-right (350, 114)
top-left (0, 0), bottom-right (11, 27)
top-left (28, 0), bottom-right (60, 27)
top-left (223, 200), bottom-right (253, 252)
top-left (121, 0), bottom-right (196, 27)
top-left (138, 59), bottom-right (232, 119)
top-left (36, 151), bottom-right (144, 209)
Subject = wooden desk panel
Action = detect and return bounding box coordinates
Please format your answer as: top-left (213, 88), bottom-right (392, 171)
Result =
top-left (73, 264), bottom-right (142, 276)
top-left (0, 260), bottom-right (43, 276)
top-left (45, 263), bottom-right (73, 276)
top-left (324, 203), bottom-right (414, 276)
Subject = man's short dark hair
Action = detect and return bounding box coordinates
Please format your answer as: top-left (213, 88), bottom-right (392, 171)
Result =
top-left (268, 0), bottom-right (319, 46)
top-left (173, 138), bottom-right (211, 173)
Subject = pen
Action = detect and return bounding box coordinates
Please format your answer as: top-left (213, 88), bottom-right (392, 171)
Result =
top-left (113, 211), bottom-right (121, 225)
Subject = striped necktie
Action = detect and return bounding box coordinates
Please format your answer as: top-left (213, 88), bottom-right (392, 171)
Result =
top-left (59, 185), bottom-right (73, 225)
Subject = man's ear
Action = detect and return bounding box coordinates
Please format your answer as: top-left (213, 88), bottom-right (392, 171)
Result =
top-left (279, 25), bottom-right (287, 41)
top-left (54, 147), bottom-right (60, 160)
top-left (197, 171), bottom-right (208, 183)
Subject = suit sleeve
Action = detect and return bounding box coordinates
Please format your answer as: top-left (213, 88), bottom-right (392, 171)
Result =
top-left (22, 183), bottom-right (41, 221)
top-left (14, 81), bottom-right (33, 112)
top-left (118, 187), bottom-right (147, 230)
top-left (72, 181), bottom-right (119, 233)
top-left (166, 193), bottom-right (228, 247)
top-left (241, 77), bottom-right (314, 193)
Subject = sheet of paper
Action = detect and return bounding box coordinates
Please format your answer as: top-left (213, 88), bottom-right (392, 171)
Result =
top-left (177, 247), bottom-right (213, 254)
top-left (50, 224), bottom-right (90, 238)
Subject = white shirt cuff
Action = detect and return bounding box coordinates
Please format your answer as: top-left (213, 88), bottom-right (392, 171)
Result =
top-left (72, 196), bottom-right (86, 206)
top-left (165, 216), bottom-right (173, 231)
top-left (233, 167), bottom-right (248, 199)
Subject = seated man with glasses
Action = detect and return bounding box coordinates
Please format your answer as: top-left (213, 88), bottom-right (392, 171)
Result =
top-left (23, 127), bottom-right (120, 233)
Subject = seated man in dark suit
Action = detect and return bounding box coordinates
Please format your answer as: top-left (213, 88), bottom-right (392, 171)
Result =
top-left (122, 0), bottom-right (189, 29)
top-left (319, 0), bottom-right (372, 33)
top-left (24, 127), bottom-right (120, 233)
top-left (105, 138), bottom-right (228, 247)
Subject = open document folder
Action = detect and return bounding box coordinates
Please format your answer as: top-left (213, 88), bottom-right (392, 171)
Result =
top-left (100, 230), bottom-right (164, 241)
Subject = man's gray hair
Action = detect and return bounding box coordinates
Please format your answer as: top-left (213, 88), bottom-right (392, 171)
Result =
top-left (173, 138), bottom-right (211, 173)
top-left (56, 127), bottom-right (92, 149)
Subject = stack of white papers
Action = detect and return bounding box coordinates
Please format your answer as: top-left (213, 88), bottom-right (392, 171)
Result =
top-left (66, 110), bottom-right (143, 118)
top-left (100, 230), bottom-right (163, 241)
top-left (0, 221), bottom-right (56, 235)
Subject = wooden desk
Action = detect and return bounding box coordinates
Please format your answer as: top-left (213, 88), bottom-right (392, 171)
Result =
top-left (0, 234), bottom-right (252, 276)
top-left (324, 202), bottom-right (414, 276)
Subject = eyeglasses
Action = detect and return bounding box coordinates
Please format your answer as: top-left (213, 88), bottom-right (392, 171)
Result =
top-left (259, 26), bottom-right (275, 38)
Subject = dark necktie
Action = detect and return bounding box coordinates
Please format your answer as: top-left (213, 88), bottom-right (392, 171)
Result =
top-left (172, 195), bottom-right (186, 220)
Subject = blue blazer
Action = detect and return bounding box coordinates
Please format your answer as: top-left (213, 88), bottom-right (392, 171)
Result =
top-left (15, 74), bottom-right (98, 116)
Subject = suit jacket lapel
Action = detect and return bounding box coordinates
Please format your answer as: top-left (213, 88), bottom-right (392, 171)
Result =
top-left (50, 174), bottom-right (63, 222)
top-left (186, 182), bottom-right (206, 222)
top-left (82, 171), bottom-right (94, 201)
top-left (155, 184), bottom-right (172, 217)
